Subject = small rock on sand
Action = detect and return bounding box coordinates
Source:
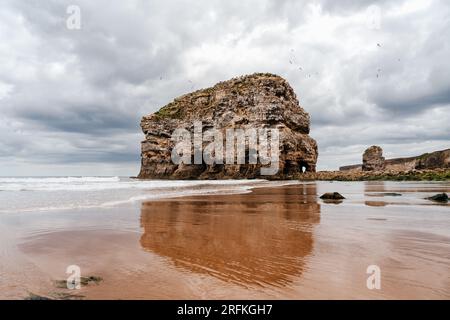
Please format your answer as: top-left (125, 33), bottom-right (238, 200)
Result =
top-left (54, 275), bottom-right (103, 288)
top-left (426, 193), bottom-right (448, 203)
top-left (320, 192), bottom-right (345, 200)
top-left (25, 293), bottom-right (52, 300)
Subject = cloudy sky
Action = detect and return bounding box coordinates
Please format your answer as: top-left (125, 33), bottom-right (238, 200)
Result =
top-left (1, 0), bottom-right (449, 176)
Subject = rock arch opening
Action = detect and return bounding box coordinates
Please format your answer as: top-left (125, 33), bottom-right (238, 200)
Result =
top-left (299, 161), bottom-right (309, 173)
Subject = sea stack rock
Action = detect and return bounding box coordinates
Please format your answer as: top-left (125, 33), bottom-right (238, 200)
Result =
top-left (362, 145), bottom-right (385, 171)
top-left (138, 73), bottom-right (318, 179)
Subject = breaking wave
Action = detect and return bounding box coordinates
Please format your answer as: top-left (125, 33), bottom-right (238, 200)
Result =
top-left (0, 177), bottom-right (276, 213)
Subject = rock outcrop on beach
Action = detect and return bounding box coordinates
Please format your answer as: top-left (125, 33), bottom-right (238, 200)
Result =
top-left (300, 168), bottom-right (450, 181)
top-left (385, 148), bottom-right (450, 171)
top-left (362, 146), bottom-right (385, 171)
top-left (138, 73), bottom-right (318, 179)
top-left (340, 148), bottom-right (450, 172)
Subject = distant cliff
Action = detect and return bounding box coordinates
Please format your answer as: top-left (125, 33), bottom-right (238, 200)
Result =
top-left (339, 147), bottom-right (450, 172)
top-left (138, 73), bottom-right (318, 179)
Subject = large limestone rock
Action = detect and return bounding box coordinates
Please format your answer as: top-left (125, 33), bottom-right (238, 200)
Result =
top-left (362, 145), bottom-right (385, 171)
top-left (138, 73), bottom-right (318, 179)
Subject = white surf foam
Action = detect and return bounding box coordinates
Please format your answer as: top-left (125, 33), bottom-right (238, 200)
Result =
top-left (0, 177), bottom-right (270, 213)
top-left (0, 177), bottom-right (265, 192)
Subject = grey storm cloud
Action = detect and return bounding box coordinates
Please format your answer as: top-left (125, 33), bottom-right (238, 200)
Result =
top-left (0, 0), bottom-right (449, 175)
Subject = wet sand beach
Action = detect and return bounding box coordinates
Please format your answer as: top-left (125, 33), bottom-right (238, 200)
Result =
top-left (0, 181), bottom-right (449, 299)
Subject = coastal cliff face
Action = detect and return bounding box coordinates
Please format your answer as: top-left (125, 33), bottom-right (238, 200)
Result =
top-left (385, 149), bottom-right (450, 170)
top-left (340, 148), bottom-right (450, 172)
top-left (138, 73), bottom-right (318, 179)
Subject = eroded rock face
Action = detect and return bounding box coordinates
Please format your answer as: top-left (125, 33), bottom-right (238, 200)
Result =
top-left (138, 73), bottom-right (318, 179)
top-left (408, 149), bottom-right (450, 170)
top-left (340, 148), bottom-right (450, 172)
top-left (362, 145), bottom-right (385, 171)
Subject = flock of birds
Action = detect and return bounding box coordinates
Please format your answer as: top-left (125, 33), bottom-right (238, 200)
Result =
top-left (288, 43), bottom-right (401, 80)
top-left (158, 43), bottom-right (400, 88)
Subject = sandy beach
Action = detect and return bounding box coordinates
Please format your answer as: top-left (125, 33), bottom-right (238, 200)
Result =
top-left (0, 180), bottom-right (449, 300)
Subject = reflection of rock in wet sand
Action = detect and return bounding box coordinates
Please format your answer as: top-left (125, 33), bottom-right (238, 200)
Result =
top-left (365, 201), bottom-right (387, 207)
top-left (140, 184), bottom-right (320, 287)
top-left (364, 181), bottom-right (388, 207)
top-left (364, 181), bottom-right (387, 194)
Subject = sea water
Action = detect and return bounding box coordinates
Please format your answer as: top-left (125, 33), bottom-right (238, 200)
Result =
top-left (0, 176), bottom-right (269, 213)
